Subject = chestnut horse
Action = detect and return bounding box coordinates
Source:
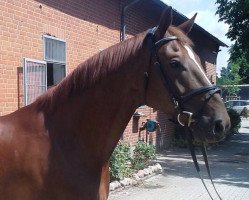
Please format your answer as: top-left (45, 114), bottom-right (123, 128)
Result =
top-left (0, 7), bottom-right (230, 200)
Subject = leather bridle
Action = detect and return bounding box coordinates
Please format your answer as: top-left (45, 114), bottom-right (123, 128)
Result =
top-left (146, 27), bottom-right (222, 200)
top-left (147, 27), bottom-right (221, 126)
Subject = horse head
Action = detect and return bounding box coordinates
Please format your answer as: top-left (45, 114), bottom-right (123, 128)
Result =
top-left (145, 7), bottom-right (230, 143)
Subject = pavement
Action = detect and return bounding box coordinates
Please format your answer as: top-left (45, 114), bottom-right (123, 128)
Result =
top-left (109, 119), bottom-right (249, 200)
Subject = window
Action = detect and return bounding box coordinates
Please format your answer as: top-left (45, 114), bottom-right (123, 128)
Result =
top-left (23, 36), bottom-right (66, 105)
top-left (43, 35), bottom-right (66, 88)
top-left (47, 63), bottom-right (66, 87)
top-left (44, 35), bottom-right (66, 64)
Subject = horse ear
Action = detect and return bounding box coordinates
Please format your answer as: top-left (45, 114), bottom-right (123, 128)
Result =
top-left (178, 13), bottom-right (197, 34)
top-left (155, 7), bottom-right (173, 39)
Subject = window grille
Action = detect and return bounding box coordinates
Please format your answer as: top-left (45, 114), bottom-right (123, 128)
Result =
top-left (43, 35), bottom-right (66, 64)
top-left (23, 58), bottom-right (47, 105)
top-left (43, 35), bottom-right (66, 87)
top-left (23, 36), bottom-right (66, 106)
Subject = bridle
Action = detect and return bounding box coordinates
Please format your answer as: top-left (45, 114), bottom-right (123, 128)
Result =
top-left (147, 27), bottom-right (222, 200)
top-left (146, 27), bottom-right (221, 126)
top-left (146, 27), bottom-right (222, 200)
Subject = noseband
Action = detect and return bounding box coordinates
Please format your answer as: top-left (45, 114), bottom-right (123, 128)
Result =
top-left (146, 27), bottom-right (222, 200)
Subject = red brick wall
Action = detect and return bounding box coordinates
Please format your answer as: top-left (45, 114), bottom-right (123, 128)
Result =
top-left (121, 106), bottom-right (175, 150)
top-left (0, 0), bottom-right (122, 115)
top-left (0, 0), bottom-right (218, 150)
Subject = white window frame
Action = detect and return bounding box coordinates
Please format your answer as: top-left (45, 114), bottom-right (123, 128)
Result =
top-left (43, 35), bottom-right (67, 86)
top-left (23, 36), bottom-right (67, 106)
top-left (23, 58), bottom-right (47, 105)
top-left (43, 35), bottom-right (66, 65)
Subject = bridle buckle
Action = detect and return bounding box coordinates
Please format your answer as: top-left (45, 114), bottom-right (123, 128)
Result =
top-left (173, 98), bottom-right (179, 109)
top-left (177, 111), bottom-right (195, 127)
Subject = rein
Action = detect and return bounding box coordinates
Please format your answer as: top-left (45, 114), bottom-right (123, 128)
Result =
top-left (146, 27), bottom-right (222, 200)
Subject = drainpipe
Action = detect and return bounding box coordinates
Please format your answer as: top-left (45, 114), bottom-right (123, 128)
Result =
top-left (120, 0), bottom-right (142, 41)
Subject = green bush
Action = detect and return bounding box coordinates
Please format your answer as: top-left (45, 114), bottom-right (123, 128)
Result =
top-left (172, 125), bottom-right (202, 148)
top-left (240, 107), bottom-right (249, 118)
top-left (109, 143), bottom-right (132, 181)
top-left (132, 141), bottom-right (156, 170)
top-left (172, 125), bottom-right (188, 148)
top-left (171, 137), bottom-right (188, 148)
top-left (110, 141), bottom-right (156, 181)
top-left (226, 108), bottom-right (241, 136)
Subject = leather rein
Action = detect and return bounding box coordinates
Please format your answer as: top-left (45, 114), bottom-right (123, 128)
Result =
top-left (146, 27), bottom-right (222, 200)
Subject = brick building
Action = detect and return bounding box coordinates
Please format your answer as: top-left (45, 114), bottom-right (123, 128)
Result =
top-left (0, 0), bottom-right (226, 150)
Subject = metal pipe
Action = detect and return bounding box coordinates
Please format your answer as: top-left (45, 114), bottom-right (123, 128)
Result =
top-left (120, 0), bottom-right (142, 41)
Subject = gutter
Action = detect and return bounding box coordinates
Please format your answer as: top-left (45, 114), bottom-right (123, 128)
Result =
top-left (120, 0), bottom-right (142, 41)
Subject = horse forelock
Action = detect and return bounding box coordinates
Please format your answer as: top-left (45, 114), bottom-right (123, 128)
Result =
top-left (34, 32), bottom-right (146, 112)
top-left (168, 26), bottom-right (194, 47)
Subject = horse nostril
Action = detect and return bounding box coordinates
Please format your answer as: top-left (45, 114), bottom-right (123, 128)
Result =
top-left (214, 120), bottom-right (225, 135)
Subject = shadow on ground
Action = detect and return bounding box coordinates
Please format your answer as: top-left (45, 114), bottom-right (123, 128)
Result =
top-left (154, 130), bottom-right (249, 189)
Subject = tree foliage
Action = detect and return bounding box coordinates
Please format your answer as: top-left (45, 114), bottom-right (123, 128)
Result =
top-left (217, 63), bottom-right (241, 95)
top-left (216, 0), bottom-right (249, 60)
top-left (216, 0), bottom-right (249, 84)
top-left (236, 54), bottom-right (249, 84)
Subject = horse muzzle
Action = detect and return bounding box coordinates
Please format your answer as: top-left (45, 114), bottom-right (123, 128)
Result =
top-left (192, 115), bottom-right (231, 143)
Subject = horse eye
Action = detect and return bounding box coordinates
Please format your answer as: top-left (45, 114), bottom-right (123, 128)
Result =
top-left (170, 60), bottom-right (181, 68)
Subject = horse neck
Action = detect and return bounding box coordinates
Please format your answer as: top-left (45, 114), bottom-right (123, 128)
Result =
top-left (44, 36), bottom-right (150, 160)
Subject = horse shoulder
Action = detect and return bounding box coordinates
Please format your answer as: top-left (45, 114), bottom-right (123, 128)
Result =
top-left (0, 107), bottom-right (50, 199)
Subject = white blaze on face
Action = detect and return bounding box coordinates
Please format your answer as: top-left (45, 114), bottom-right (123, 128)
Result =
top-left (184, 45), bottom-right (211, 84)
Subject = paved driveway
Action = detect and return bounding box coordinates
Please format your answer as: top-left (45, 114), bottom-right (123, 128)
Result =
top-left (109, 119), bottom-right (249, 200)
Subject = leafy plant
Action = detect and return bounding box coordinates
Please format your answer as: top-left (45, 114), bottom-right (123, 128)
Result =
top-left (110, 141), bottom-right (157, 181)
top-left (241, 107), bottom-right (249, 118)
top-left (109, 143), bottom-right (132, 181)
top-left (132, 141), bottom-right (156, 170)
top-left (226, 108), bottom-right (241, 137)
top-left (236, 55), bottom-right (249, 84)
top-left (217, 63), bottom-right (241, 96)
top-left (172, 125), bottom-right (202, 148)
top-left (172, 125), bottom-right (188, 148)
top-left (216, 0), bottom-right (249, 66)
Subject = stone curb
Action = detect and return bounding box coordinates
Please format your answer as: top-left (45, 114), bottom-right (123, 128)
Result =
top-left (109, 163), bottom-right (162, 192)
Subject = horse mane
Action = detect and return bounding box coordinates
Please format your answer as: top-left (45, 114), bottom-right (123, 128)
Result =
top-left (34, 31), bottom-right (146, 112)
top-left (34, 26), bottom-right (193, 113)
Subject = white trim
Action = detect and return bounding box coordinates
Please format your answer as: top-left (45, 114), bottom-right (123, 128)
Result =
top-left (23, 58), bottom-right (46, 65)
top-left (43, 35), bottom-right (66, 64)
top-left (221, 84), bottom-right (249, 87)
top-left (43, 35), bottom-right (67, 75)
top-left (42, 34), bottom-right (66, 43)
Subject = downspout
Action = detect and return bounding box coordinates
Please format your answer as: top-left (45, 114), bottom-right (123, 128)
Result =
top-left (120, 0), bottom-right (142, 41)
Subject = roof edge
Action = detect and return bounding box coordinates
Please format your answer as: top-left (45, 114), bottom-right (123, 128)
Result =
top-left (152, 0), bottom-right (228, 47)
